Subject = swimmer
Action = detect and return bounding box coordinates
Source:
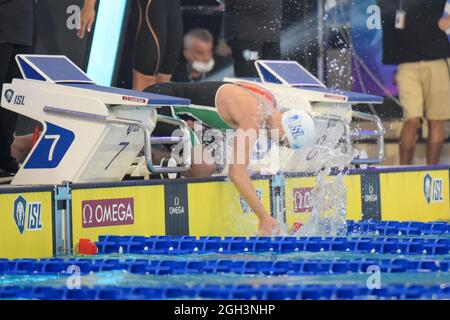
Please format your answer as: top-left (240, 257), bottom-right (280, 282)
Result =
top-left (10, 81), bottom-right (315, 236)
top-left (146, 81), bottom-right (315, 236)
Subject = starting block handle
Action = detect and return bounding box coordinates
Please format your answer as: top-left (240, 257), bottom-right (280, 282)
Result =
top-left (43, 107), bottom-right (192, 175)
top-left (148, 115), bottom-right (192, 172)
top-left (311, 112), bottom-right (352, 153)
top-left (310, 111), bottom-right (385, 165)
top-left (351, 111), bottom-right (385, 165)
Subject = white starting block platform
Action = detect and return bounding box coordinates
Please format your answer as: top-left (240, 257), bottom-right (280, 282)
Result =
top-left (255, 60), bottom-right (383, 103)
top-left (1, 55), bottom-right (192, 185)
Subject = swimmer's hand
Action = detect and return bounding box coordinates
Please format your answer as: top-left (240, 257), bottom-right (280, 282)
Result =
top-left (77, 0), bottom-right (97, 39)
top-left (258, 216), bottom-right (280, 236)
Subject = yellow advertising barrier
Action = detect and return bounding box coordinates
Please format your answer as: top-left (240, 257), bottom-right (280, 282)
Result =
top-left (1, 166), bottom-right (449, 259)
top-left (284, 174), bottom-right (363, 228)
top-left (0, 187), bottom-right (54, 259)
top-left (71, 178), bottom-right (272, 242)
top-left (284, 168), bottom-right (449, 225)
top-left (188, 178), bottom-right (272, 236)
top-left (71, 182), bottom-right (165, 247)
top-left (380, 169), bottom-right (450, 222)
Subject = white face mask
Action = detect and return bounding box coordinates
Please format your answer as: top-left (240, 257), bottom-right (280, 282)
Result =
top-left (192, 59), bottom-right (215, 73)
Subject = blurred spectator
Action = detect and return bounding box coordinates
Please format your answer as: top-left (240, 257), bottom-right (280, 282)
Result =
top-left (0, 0), bottom-right (35, 181)
top-left (79, 0), bottom-right (183, 90)
top-left (172, 28), bottom-right (230, 82)
top-left (223, 0), bottom-right (282, 77)
top-left (380, 0), bottom-right (450, 165)
top-left (439, 1), bottom-right (450, 33)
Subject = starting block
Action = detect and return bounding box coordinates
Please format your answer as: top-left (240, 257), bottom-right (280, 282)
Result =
top-left (1, 55), bottom-right (192, 185)
top-left (1, 55), bottom-right (385, 184)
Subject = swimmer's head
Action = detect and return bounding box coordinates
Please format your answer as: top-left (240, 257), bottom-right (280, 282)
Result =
top-left (277, 110), bottom-right (316, 149)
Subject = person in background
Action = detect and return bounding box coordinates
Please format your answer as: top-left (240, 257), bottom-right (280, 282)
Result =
top-left (380, 0), bottom-right (450, 165)
top-left (172, 28), bottom-right (229, 82)
top-left (78, 0), bottom-right (183, 91)
top-left (0, 0), bottom-right (35, 182)
top-left (222, 0), bottom-right (282, 77)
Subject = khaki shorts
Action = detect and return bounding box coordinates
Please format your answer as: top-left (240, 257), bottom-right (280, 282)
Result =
top-left (397, 59), bottom-right (450, 121)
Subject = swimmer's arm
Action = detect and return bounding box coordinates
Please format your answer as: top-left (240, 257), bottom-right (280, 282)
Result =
top-left (228, 128), bottom-right (279, 235)
top-left (78, 0), bottom-right (97, 39)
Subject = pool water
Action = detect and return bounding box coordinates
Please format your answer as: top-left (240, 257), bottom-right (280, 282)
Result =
top-left (1, 220), bottom-right (450, 300)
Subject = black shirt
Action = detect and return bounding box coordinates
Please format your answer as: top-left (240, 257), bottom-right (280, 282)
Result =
top-left (0, 0), bottom-right (35, 46)
top-left (223, 0), bottom-right (282, 43)
top-left (379, 0), bottom-right (450, 65)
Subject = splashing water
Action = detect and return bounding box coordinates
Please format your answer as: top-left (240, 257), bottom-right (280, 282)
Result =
top-left (252, 87), bottom-right (354, 237)
top-left (296, 143), bottom-right (353, 237)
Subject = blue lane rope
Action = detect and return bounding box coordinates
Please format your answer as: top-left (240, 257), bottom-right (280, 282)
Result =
top-left (89, 220), bottom-right (450, 255)
top-left (347, 220), bottom-right (450, 236)
top-left (1, 284), bottom-right (449, 300)
top-left (1, 257), bottom-right (449, 276)
top-left (94, 234), bottom-right (450, 255)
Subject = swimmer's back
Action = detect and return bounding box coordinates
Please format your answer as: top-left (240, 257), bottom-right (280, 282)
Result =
top-left (145, 81), bottom-right (231, 107)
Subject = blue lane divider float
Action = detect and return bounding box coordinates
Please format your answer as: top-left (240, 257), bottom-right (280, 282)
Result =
top-left (1, 284), bottom-right (449, 300)
top-left (347, 220), bottom-right (450, 236)
top-left (94, 234), bottom-right (450, 255)
top-left (1, 257), bottom-right (449, 276)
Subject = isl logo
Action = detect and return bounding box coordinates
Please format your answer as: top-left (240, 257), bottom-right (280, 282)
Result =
top-left (13, 195), bottom-right (43, 235)
top-left (14, 196), bottom-right (27, 235)
top-left (4, 89), bottom-right (14, 103)
top-left (423, 173), bottom-right (444, 205)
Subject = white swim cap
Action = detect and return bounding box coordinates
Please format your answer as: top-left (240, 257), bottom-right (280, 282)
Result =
top-left (281, 110), bottom-right (316, 149)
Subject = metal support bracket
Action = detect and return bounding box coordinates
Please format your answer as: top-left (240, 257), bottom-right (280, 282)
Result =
top-left (54, 181), bottom-right (73, 256)
top-left (43, 106), bottom-right (192, 175)
top-left (271, 174), bottom-right (286, 224)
